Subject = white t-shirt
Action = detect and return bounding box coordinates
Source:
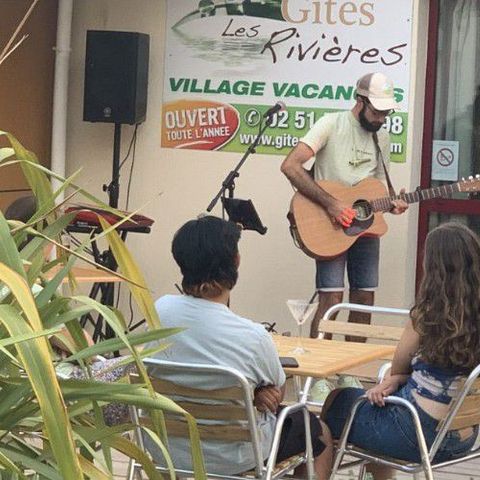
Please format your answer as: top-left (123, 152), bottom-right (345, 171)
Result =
top-left (145, 294), bottom-right (286, 474)
top-left (300, 110), bottom-right (390, 186)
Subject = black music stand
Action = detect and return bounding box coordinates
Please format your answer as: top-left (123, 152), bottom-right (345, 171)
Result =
top-left (206, 108), bottom-right (275, 231)
top-left (222, 197), bottom-right (267, 234)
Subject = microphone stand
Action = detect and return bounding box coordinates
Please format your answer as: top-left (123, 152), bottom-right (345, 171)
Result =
top-left (206, 115), bottom-right (273, 214)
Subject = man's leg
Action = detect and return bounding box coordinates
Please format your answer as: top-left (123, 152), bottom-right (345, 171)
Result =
top-left (310, 291), bottom-right (343, 339)
top-left (312, 254), bottom-right (347, 338)
top-left (365, 463), bottom-right (394, 480)
top-left (346, 237), bottom-right (379, 342)
top-left (294, 419), bottom-right (333, 480)
top-left (275, 409), bottom-right (333, 480)
top-left (346, 289), bottom-right (374, 342)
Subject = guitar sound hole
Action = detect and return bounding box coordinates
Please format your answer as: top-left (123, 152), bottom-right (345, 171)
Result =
top-left (353, 200), bottom-right (373, 220)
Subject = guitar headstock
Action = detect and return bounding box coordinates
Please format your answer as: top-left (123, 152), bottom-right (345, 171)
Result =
top-left (459, 175), bottom-right (480, 193)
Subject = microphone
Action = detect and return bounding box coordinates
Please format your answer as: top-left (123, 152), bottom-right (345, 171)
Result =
top-left (263, 101), bottom-right (286, 118)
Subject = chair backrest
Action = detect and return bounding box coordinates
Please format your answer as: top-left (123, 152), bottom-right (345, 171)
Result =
top-left (321, 303), bottom-right (409, 342)
top-left (130, 358), bottom-right (265, 474)
top-left (430, 364), bottom-right (480, 458)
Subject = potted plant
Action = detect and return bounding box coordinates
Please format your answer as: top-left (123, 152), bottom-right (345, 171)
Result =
top-left (0, 131), bottom-right (205, 480)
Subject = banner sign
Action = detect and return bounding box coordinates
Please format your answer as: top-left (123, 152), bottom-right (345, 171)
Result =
top-left (162, 0), bottom-right (414, 162)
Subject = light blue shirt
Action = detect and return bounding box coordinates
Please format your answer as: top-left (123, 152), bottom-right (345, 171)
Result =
top-left (145, 294), bottom-right (286, 474)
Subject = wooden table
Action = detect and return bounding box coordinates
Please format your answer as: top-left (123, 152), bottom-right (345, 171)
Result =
top-left (43, 265), bottom-right (124, 284)
top-left (273, 335), bottom-right (396, 378)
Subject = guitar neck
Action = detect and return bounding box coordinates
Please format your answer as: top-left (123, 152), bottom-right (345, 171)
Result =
top-left (372, 182), bottom-right (462, 213)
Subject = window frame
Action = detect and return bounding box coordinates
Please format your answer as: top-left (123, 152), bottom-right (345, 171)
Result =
top-left (416, 0), bottom-right (480, 288)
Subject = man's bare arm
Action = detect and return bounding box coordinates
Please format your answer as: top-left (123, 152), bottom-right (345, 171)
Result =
top-left (254, 383), bottom-right (285, 413)
top-left (281, 142), bottom-right (355, 225)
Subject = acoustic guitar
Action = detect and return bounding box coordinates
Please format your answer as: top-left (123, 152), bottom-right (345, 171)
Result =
top-left (288, 176), bottom-right (480, 260)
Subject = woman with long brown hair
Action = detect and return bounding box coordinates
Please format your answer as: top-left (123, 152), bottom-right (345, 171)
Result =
top-left (321, 222), bottom-right (480, 479)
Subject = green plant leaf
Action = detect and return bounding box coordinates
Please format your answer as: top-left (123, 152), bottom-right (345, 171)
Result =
top-left (0, 147), bottom-right (14, 162)
top-left (0, 210), bottom-right (26, 278)
top-left (0, 267), bottom-right (83, 479)
top-left (0, 445), bottom-right (62, 480)
top-left (0, 446), bottom-right (28, 479)
top-left (76, 455), bottom-right (112, 480)
top-left (64, 327), bottom-right (181, 362)
top-left (1, 132), bottom-right (54, 215)
top-left (99, 217), bottom-right (161, 329)
top-left (101, 434), bottom-right (165, 480)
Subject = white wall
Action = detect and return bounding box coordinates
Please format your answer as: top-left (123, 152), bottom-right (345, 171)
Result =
top-left (66, 0), bottom-right (429, 332)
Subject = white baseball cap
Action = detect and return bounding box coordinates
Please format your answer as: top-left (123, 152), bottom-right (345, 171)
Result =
top-left (356, 72), bottom-right (398, 111)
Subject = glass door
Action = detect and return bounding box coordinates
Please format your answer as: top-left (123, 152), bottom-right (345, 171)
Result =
top-left (417, 0), bottom-right (480, 284)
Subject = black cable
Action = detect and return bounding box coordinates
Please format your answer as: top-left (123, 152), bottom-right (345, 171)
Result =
top-left (119, 124), bottom-right (138, 171)
top-left (66, 233), bottom-right (94, 257)
top-left (127, 292), bottom-right (135, 329)
top-left (115, 123), bottom-right (139, 313)
top-left (107, 124), bottom-right (138, 189)
top-left (123, 131), bottom-right (138, 325)
top-left (125, 126), bottom-right (138, 211)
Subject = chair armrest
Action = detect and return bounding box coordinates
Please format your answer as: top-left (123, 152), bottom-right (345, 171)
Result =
top-left (300, 377), bottom-right (314, 403)
top-left (377, 362), bottom-right (392, 383)
top-left (265, 402), bottom-right (313, 477)
top-left (336, 395), bottom-right (431, 464)
top-left (323, 302), bottom-right (409, 320)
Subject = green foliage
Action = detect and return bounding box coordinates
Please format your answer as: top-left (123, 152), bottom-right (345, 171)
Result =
top-left (0, 133), bottom-right (206, 479)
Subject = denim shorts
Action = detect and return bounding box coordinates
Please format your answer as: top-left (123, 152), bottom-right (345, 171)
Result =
top-left (325, 386), bottom-right (477, 463)
top-left (315, 236), bottom-right (379, 291)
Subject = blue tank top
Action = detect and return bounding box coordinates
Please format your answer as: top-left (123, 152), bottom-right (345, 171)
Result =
top-left (406, 356), bottom-right (466, 405)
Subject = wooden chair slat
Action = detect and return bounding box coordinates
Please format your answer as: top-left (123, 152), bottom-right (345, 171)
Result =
top-left (472, 378), bottom-right (480, 392)
top-left (175, 401), bottom-right (247, 421)
top-left (130, 374), bottom-right (245, 401)
top-left (449, 412), bottom-right (480, 431)
top-left (457, 393), bottom-right (480, 414)
top-left (140, 417), bottom-right (251, 442)
top-left (444, 392), bottom-right (480, 430)
top-left (244, 454), bottom-right (305, 477)
top-left (339, 358), bottom-right (393, 382)
top-left (318, 319), bottom-right (403, 342)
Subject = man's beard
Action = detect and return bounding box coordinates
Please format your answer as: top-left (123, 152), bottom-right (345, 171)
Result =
top-left (359, 104), bottom-right (383, 132)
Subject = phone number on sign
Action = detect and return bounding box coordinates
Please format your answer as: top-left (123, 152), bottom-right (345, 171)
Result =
top-left (268, 110), bottom-right (405, 135)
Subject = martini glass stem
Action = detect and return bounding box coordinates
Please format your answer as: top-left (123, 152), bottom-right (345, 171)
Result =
top-left (297, 321), bottom-right (304, 352)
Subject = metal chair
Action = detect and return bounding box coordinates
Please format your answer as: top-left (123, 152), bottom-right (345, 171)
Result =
top-left (319, 302), bottom-right (409, 343)
top-left (299, 303), bottom-right (409, 405)
top-left (126, 358), bottom-right (315, 480)
top-left (329, 363), bottom-right (480, 480)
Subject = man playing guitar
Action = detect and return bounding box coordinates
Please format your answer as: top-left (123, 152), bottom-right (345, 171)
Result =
top-left (281, 72), bottom-right (408, 340)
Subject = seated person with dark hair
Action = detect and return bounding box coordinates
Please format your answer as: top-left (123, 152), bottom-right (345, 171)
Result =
top-left (4, 195), bottom-right (37, 223)
top-left (145, 215), bottom-right (332, 477)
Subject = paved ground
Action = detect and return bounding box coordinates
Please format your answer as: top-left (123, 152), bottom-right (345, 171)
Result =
top-left (111, 446), bottom-right (480, 479)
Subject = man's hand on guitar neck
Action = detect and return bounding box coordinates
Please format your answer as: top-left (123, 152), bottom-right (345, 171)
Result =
top-left (327, 201), bottom-right (356, 227)
top-left (390, 188), bottom-right (409, 215)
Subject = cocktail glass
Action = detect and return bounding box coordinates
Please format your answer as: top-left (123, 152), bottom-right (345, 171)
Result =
top-left (286, 299), bottom-right (319, 355)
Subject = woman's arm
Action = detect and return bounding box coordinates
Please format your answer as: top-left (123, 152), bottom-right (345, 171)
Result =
top-left (367, 374), bottom-right (410, 406)
top-left (390, 318), bottom-right (420, 376)
top-left (365, 319), bottom-right (418, 407)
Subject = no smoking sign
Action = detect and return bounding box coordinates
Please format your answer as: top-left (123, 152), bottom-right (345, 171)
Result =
top-left (437, 147), bottom-right (454, 166)
top-left (432, 140), bottom-right (459, 181)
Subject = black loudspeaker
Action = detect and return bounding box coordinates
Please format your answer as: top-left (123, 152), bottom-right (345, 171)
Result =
top-left (83, 30), bottom-right (149, 125)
